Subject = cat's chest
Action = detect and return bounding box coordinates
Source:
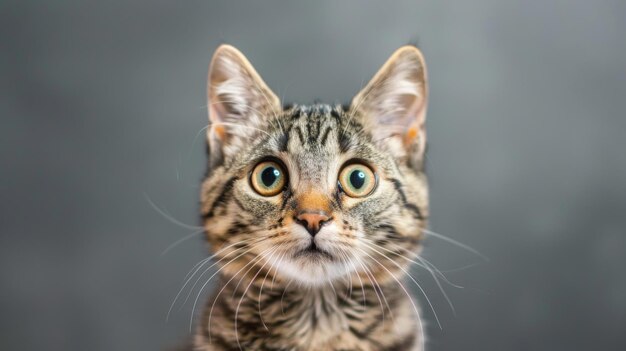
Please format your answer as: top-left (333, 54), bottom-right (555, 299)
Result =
top-left (263, 288), bottom-right (364, 349)
top-left (202, 283), bottom-right (418, 351)
top-left (284, 289), bottom-right (347, 340)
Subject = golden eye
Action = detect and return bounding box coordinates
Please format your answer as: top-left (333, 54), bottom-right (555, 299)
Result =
top-left (338, 163), bottom-right (376, 198)
top-left (250, 161), bottom-right (287, 196)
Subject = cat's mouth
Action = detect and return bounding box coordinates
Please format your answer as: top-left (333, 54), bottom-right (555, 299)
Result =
top-left (293, 241), bottom-right (334, 261)
top-left (275, 232), bottom-right (355, 285)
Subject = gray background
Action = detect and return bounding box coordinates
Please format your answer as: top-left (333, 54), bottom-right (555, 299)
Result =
top-left (2, 1), bottom-right (625, 350)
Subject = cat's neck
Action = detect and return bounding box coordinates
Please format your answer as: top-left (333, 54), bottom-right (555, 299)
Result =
top-left (198, 273), bottom-right (414, 350)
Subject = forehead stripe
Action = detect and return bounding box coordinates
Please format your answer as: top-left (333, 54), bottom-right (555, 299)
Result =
top-left (320, 126), bottom-right (332, 146)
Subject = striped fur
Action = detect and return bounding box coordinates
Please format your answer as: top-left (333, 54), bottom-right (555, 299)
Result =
top-left (186, 45), bottom-right (430, 351)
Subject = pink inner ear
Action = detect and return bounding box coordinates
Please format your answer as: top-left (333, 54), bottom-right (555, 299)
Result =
top-left (208, 97), bottom-right (229, 141)
top-left (212, 125), bottom-right (226, 141)
top-left (404, 127), bottom-right (419, 145)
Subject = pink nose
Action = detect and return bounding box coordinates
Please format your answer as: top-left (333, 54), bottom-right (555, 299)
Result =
top-left (295, 210), bottom-right (331, 236)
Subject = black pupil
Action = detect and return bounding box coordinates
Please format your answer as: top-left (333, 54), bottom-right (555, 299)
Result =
top-left (261, 166), bottom-right (279, 187)
top-left (350, 169), bottom-right (366, 189)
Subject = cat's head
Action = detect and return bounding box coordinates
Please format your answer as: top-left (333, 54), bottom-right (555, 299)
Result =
top-left (201, 45), bottom-right (429, 287)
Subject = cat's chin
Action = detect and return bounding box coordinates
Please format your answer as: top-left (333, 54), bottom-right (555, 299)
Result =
top-left (274, 253), bottom-right (355, 287)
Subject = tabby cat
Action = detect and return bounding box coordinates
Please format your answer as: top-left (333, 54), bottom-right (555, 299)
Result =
top-left (186, 44), bottom-right (430, 351)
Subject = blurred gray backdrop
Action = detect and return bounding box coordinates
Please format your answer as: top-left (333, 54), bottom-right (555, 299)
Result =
top-left (2, 1), bottom-right (626, 350)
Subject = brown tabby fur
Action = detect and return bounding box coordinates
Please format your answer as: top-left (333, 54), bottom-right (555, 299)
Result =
top-left (183, 44), bottom-right (430, 351)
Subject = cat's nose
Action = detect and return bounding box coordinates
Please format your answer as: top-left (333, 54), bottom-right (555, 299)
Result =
top-left (295, 210), bottom-right (331, 236)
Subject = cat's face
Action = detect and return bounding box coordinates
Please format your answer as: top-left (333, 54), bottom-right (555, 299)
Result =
top-left (201, 45), bottom-right (429, 286)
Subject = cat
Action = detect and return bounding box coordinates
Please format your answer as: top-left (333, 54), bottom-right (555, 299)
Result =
top-left (184, 44), bottom-right (429, 351)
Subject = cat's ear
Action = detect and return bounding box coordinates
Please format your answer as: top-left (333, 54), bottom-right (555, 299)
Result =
top-left (350, 46), bottom-right (428, 169)
top-left (207, 45), bottom-right (281, 165)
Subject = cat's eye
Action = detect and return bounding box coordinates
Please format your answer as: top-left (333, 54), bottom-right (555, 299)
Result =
top-left (338, 163), bottom-right (377, 198)
top-left (250, 160), bottom-right (287, 196)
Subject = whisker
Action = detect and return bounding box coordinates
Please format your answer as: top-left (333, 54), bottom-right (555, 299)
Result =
top-left (356, 244), bottom-right (442, 330)
top-left (340, 246), bottom-right (367, 308)
top-left (144, 194), bottom-right (203, 231)
top-left (375, 239), bottom-right (457, 314)
top-left (414, 255), bottom-right (457, 315)
top-left (181, 238), bottom-right (257, 284)
top-left (235, 246), bottom-right (281, 350)
top-left (355, 246), bottom-right (426, 351)
top-left (348, 249), bottom-right (390, 323)
top-left (383, 240), bottom-right (465, 289)
top-left (167, 237), bottom-right (262, 321)
top-left (161, 229), bottom-right (204, 256)
top-left (423, 228), bottom-right (489, 261)
top-left (184, 238), bottom-right (265, 308)
top-left (258, 245), bottom-right (287, 331)
top-left (270, 247), bottom-right (287, 290)
top-left (416, 255), bottom-right (465, 289)
top-left (280, 280), bottom-right (293, 315)
top-left (347, 246), bottom-right (403, 334)
top-left (439, 262), bottom-right (482, 273)
top-left (335, 246), bottom-right (354, 299)
top-left (204, 245), bottom-right (269, 337)
top-left (326, 272), bottom-right (338, 301)
top-left (180, 239), bottom-right (264, 310)
top-left (183, 256), bottom-right (212, 283)
top-left (378, 240), bottom-right (461, 314)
